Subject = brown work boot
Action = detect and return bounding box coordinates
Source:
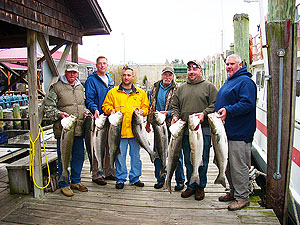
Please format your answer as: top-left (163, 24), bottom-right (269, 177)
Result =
top-left (228, 200), bottom-right (250, 211)
top-left (61, 186), bottom-right (74, 197)
top-left (70, 183), bottom-right (88, 192)
top-left (92, 177), bottom-right (107, 186)
top-left (181, 188), bottom-right (195, 198)
top-left (219, 192), bottom-right (235, 202)
top-left (195, 187), bottom-right (205, 201)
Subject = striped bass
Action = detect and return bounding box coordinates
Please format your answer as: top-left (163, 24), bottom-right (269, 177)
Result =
top-left (93, 114), bottom-right (108, 178)
top-left (165, 119), bottom-right (186, 193)
top-left (83, 115), bottom-right (93, 171)
top-left (59, 115), bottom-right (77, 184)
top-left (152, 111), bottom-right (168, 177)
top-left (132, 109), bottom-right (155, 163)
top-left (108, 111), bottom-right (124, 172)
top-left (208, 112), bottom-right (228, 188)
top-left (188, 113), bottom-right (203, 185)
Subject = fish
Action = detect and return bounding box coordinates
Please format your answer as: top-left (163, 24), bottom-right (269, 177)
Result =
top-left (83, 115), bottom-right (93, 171)
top-left (208, 112), bottom-right (228, 188)
top-left (151, 111), bottom-right (169, 177)
top-left (188, 113), bottom-right (204, 185)
top-left (165, 119), bottom-right (186, 193)
top-left (92, 114), bottom-right (108, 177)
top-left (59, 115), bottom-right (77, 184)
top-left (108, 111), bottom-right (124, 171)
top-left (132, 108), bottom-right (155, 163)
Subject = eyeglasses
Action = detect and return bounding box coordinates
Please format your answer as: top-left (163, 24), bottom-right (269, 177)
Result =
top-left (187, 64), bottom-right (200, 69)
top-left (122, 66), bottom-right (133, 71)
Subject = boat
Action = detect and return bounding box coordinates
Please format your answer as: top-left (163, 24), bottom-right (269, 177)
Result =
top-left (249, 5), bottom-right (300, 224)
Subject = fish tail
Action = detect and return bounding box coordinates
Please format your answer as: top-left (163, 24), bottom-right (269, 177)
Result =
top-left (59, 172), bottom-right (68, 184)
top-left (189, 175), bottom-right (200, 185)
top-left (214, 175), bottom-right (226, 188)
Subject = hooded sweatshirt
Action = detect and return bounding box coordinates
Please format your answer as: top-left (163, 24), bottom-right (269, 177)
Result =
top-left (215, 66), bottom-right (257, 142)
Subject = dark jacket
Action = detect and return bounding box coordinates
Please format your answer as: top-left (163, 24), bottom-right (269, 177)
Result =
top-left (215, 66), bottom-right (257, 142)
top-left (85, 71), bottom-right (114, 114)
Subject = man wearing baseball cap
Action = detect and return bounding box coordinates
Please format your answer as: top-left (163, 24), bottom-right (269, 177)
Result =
top-left (171, 60), bottom-right (218, 200)
top-left (146, 66), bottom-right (185, 191)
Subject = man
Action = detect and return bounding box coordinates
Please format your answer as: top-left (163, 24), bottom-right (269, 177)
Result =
top-left (215, 54), bottom-right (256, 211)
top-left (85, 56), bottom-right (115, 186)
top-left (171, 60), bottom-right (217, 200)
top-left (44, 62), bottom-right (89, 197)
top-left (102, 66), bottom-right (150, 189)
top-left (145, 66), bottom-right (185, 190)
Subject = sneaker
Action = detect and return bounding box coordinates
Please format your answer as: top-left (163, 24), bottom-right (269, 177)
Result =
top-left (134, 180), bottom-right (144, 187)
top-left (174, 182), bottom-right (184, 191)
top-left (61, 186), bottom-right (74, 197)
top-left (154, 181), bottom-right (164, 189)
top-left (181, 188), bottom-right (195, 198)
top-left (92, 178), bottom-right (107, 186)
top-left (116, 183), bottom-right (124, 189)
top-left (228, 200), bottom-right (250, 211)
top-left (70, 183), bottom-right (88, 192)
top-left (195, 187), bottom-right (205, 201)
top-left (219, 192), bottom-right (235, 202)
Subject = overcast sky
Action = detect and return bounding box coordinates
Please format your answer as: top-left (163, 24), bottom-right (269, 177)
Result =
top-left (78, 0), bottom-right (266, 65)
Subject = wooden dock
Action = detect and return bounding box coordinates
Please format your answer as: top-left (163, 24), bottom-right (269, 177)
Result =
top-left (0, 132), bottom-right (280, 224)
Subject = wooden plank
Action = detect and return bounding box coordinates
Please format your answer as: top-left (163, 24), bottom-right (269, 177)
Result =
top-left (27, 29), bottom-right (43, 198)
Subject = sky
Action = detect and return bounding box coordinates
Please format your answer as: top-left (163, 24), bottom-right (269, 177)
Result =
top-left (78, 0), bottom-right (266, 65)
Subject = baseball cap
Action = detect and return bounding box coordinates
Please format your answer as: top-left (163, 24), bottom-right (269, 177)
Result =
top-left (65, 63), bottom-right (79, 72)
top-left (187, 60), bottom-right (201, 68)
top-left (161, 66), bottom-right (175, 75)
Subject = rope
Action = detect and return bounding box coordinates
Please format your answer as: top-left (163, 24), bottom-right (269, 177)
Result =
top-left (28, 124), bottom-right (51, 189)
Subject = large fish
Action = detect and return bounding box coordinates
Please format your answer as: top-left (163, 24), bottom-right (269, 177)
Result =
top-left (208, 112), bottom-right (228, 188)
top-left (132, 109), bottom-right (155, 163)
top-left (151, 111), bottom-right (169, 177)
top-left (165, 119), bottom-right (186, 193)
top-left (188, 113), bottom-right (204, 185)
top-left (83, 115), bottom-right (93, 171)
top-left (59, 115), bottom-right (77, 183)
top-left (92, 114), bottom-right (108, 177)
top-left (108, 111), bottom-right (124, 171)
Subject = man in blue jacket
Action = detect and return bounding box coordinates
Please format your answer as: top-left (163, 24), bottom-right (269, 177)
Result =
top-left (215, 54), bottom-right (257, 211)
top-left (85, 56), bottom-right (115, 185)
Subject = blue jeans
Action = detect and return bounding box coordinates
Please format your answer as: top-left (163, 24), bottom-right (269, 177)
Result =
top-left (115, 138), bottom-right (142, 184)
top-left (57, 136), bottom-right (85, 188)
top-left (182, 134), bottom-right (211, 190)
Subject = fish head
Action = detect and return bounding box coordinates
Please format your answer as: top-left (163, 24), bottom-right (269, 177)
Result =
top-left (61, 114), bottom-right (77, 130)
top-left (108, 111), bottom-right (124, 126)
top-left (188, 114), bottom-right (201, 131)
top-left (169, 119), bottom-right (186, 137)
top-left (154, 111), bottom-right (166, 125)
top-left (208, 112), bottom-right (222, 134)
top-left (95, 114), bottom-right (107, 129)
top-left (132, 108), bottom-right (143, 125)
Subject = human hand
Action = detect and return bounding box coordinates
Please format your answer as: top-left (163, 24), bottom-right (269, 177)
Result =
top-left (110, 109), bottom-right (116, 114)
top-left (171, 116), bottom-right (178, 125)
top-left (84, 110), bottom-right (92, 118)
top-left (194, 112), bottom-right (204, 123)
top-left (217, 108), bottom-right (227, 122)
top-left (94, 110), bottom-right (100, 119)
top-left (60, 112), bottom-right (69, 119)
top-left (160, 111), bottom-right (168, 116)
top-left (138, 109), bottom-right (144, 116)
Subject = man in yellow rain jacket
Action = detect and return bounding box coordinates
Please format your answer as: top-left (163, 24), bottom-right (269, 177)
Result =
top-left (102, 66), bottom-right (149, 189)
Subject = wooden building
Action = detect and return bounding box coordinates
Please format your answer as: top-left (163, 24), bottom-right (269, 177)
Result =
top-left (0, 0), bottom-right (111, 198)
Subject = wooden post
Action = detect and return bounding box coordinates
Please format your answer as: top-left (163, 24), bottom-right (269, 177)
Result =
top-left (233, 13), bottom-right (250, 67)
top-left (266, 0), bottom-right (296, 224)
top-left (72, 43), bottom-right (78, 63)
top-left (27, 29), bottom-right (44, 198)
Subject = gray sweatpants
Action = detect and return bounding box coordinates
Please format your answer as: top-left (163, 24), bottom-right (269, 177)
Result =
top-left (226, 140), bottom-right (251, 202)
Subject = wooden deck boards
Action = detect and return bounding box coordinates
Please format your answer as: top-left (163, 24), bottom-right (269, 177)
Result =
top-left (0, 131), bottom-right (280, 224)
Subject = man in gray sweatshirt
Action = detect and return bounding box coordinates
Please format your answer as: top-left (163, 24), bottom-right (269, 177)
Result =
top-left (171, 60), bottom-right (217, 201)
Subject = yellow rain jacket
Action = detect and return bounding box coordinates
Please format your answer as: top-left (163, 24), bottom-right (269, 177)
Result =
top-left (102, 84), bottom-right (149, 138)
